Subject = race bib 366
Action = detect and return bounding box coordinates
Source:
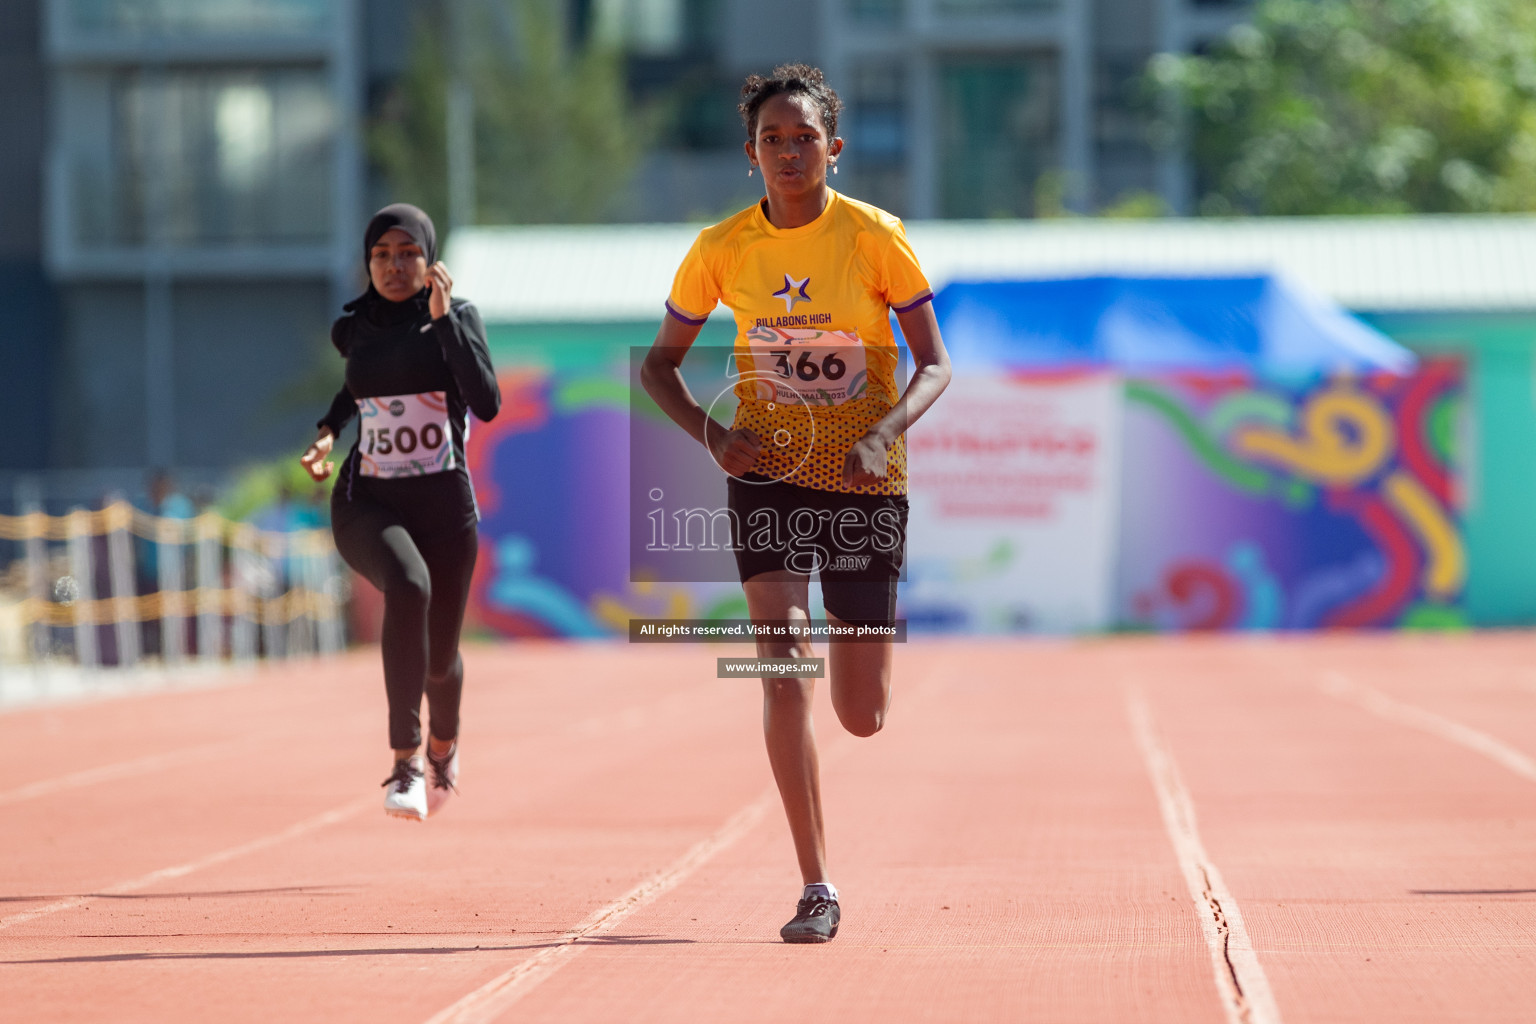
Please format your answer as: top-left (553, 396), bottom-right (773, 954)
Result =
top-left (745, 326), bottom-right (868, 407)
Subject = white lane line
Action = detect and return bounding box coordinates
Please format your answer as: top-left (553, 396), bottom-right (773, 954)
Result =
top-left (0, 797), bottom-right (373, 931)
top-left (1125, 687), bottom-right (1284, 1024)
top-left (0, 743), bottom-right (234, 806)
top-left (1, 710), bottom-right (378, 807)
top-left (425, 663), bottom-right (951, 1024)
top-left (1319, 671), bottom-right (1536, 783)
top-left (424, 793), bottom-right (774, 1024)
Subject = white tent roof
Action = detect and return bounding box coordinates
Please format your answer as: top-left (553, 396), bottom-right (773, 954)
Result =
top-left (445, 214), bottom-right (1536, 323)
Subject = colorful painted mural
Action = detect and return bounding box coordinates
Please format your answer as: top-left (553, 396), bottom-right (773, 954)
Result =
top-left (461, 358), bottom-right (1467, 639)
top-left (1117, 359), bottom-right (1466, 631)
top-left (464, 368), bottom-right (745, 639)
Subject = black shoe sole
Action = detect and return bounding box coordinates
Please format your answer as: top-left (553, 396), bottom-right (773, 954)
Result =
top-left (780, 925), bottom-right (838, 944)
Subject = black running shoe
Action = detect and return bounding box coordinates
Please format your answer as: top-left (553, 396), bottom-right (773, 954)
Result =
top-left (780, 894), bottom-right (840, 943)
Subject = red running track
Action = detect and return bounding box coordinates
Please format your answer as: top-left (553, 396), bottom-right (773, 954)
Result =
top-left (3, 635), bottom-right (1536, 1023)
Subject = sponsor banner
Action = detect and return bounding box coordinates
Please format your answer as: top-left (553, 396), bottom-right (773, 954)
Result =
top-left (904, 372), bottom-right (1123, 632)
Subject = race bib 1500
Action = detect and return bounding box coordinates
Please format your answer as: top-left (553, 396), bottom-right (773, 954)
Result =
top-left (356, 392), bottom-right (456, 478)
top-left (745, 326), bottom-right (868, 406)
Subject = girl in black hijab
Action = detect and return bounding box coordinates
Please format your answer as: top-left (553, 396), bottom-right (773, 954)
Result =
top-left (301, 203), bottom-right (501, 821)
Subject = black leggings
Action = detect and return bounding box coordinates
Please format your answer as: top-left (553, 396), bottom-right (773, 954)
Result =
top-left (333, 499), bottom-right (478, 751)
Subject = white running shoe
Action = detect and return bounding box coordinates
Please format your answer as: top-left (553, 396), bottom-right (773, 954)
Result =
top-left (382, 756), bottom-right (427, 821)
top-left (426, 742), bottom-right (459, 818)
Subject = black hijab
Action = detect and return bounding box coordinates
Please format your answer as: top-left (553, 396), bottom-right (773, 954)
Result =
top-left (344, 203), bottom-right (438, 322)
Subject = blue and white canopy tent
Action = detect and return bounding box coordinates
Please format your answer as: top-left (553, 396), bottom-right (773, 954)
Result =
top-left (930, 274), bottom-right (1415, 373)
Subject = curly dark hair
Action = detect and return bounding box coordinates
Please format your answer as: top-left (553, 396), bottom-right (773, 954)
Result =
top-left (738, 63), bottom-right (844, 140)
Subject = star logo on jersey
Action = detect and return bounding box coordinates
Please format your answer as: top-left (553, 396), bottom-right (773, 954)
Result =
top-left (773, 274), bottom-right (811, 313)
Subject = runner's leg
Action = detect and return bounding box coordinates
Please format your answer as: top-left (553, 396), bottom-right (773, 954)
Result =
top-left (332, 502), bottom-right (432, 754)
top-left (826, 615), bottom-right (894, 737)
top-left (821, 494), bottom-right (905, 737)
top-left (422, 523), bottom-right (478, 749)
top-left (743, 570), bottom-right (827, 886)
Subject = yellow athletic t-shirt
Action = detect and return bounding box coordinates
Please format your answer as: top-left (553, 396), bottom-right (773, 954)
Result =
top-left (666, 190), bottom-right (932, 496)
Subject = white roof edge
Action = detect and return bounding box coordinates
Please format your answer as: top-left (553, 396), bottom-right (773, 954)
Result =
top-left (445, 215), bottom-right (1536, 323)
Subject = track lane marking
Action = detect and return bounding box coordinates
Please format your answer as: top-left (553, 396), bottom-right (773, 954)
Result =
top-left (1125, 686), bottom-right (1284, 1024)
top-left (1319, 670), bottom-right (1536, 782)
top-left (4, 650), bottom-right (918, 808)
top-left (0, 742), bottom-right (248, 806)
top-left (423, 665), bottom-right (952, 1024)
top-left (0, 797), bottom-right (374, 931)
top-left (423, 793), bottom-right (774, 1024)
top-left (0, 710), bottom-right (378, 806)
top-left (2, 680), bottom-right (735, 934)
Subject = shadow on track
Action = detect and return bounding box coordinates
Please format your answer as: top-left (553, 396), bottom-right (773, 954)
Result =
top-left (5, 943), bottom-right (554, 965)
top-left (6, 933), bottom-right (696, 965)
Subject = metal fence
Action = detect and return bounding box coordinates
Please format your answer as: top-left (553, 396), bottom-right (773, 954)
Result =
top-left (0, 501), bottom-right (345, 669)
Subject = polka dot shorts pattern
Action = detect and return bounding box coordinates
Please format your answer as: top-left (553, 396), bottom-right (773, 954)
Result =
top-left (732, 398), bottom-right (907, 497)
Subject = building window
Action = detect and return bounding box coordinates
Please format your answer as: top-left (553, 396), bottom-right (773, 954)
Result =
top-left (66, 68), bottom-right (334, 246)
top-left (937, 53), bottom-right (1059, 218)
top-left (59, 0), bottom-right (331, 37)
top-left (593, 0), bottom-right (686, 56)
top-left (849, 64), bottom-right (905, 164)
top-left (935, 0), bottom-right (1056, 13)
top-left (847, 0), bottom-right (904, 23)
top-left (1093, 54), bottom-right (1157, 208)
top-left (845, 62), bottom-right (907, 214)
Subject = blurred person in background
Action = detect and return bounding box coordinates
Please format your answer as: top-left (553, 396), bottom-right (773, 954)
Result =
top-left (137, 469), bottom-right (194, 659)
top-left (251, 480), bottom-right (328, 658)
top-left (300, 204), bottom-right (500, 822)
top-left (642, 65), bottom-right (951, 943)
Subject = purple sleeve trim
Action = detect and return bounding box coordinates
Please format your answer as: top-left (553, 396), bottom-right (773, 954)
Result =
top-left (891, 291), bottom-right (934, 315)
top-left (665, 300), bottom-right (709, 326)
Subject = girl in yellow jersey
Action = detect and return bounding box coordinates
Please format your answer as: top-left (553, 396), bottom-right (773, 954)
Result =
top-left (641, 64), bottom-right (952, 944)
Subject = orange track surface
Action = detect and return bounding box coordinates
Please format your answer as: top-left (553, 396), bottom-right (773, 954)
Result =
top-left (4, 635), bottom-right (1536, 1023)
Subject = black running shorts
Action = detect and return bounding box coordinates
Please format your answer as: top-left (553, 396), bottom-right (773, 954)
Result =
top-left (726, 473), bottom-right (907, 628)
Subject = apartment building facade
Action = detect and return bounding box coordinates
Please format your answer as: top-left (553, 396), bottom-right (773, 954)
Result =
top-left (613, 0), bottom-right (1250, 220)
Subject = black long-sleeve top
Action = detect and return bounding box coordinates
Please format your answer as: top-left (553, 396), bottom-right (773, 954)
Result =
top-left (320, 292), bottom-right (501, 530)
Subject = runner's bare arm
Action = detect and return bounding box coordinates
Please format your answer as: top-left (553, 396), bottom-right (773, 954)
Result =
top-left (842, 301), bottom-right (952, 487)
top-left (641, 315), bottom-right (761, 477)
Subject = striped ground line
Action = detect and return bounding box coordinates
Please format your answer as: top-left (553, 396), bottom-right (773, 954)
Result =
top-left (1318, 671), bottom-right (1536, 783)
top-left (0, 709), bottom-right (379, 807)
top-left (423, 793), bottom-right (774, 1024)
top-left (1125, 686), bottom-right (1284, 1024)
top-left (425, 661), bottom-right (961, 1023)
top-left (0, 796), bottom-right (374, 931)
top-left (0, 742), bottom-right (238, 807)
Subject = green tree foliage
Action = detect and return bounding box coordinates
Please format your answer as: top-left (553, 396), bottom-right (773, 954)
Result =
top-left (370, 0), bottom-right (645, 227)
top-left (1152, 0), bottom-right (1536, 215)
